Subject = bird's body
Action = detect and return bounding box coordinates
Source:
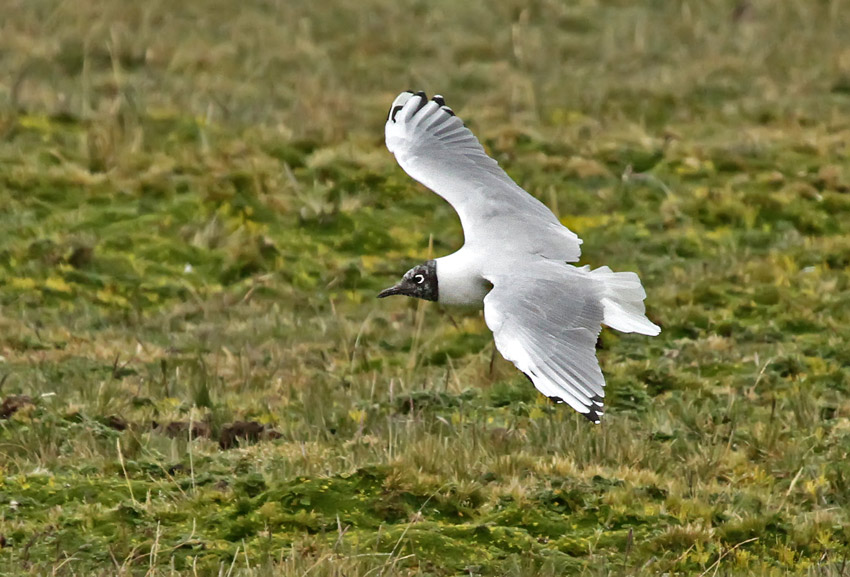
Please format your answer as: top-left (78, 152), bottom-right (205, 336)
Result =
top-left (379, 91), bottom-right (660, 423)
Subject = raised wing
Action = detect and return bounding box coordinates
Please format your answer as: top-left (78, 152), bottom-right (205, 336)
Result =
top-left (385, 91), bottom-right (582, 262)
top-left (483, 266), bottom-right (607, 423)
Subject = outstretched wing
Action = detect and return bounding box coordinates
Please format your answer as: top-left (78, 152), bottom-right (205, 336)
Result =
top-left (483, 267), bottom-right (607, 423)
top-left (385, 91), bottom-right (582, 262)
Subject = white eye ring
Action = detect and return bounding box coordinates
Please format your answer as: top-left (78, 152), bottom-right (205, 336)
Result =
top-left (414, 274), bottom-right (425, 284)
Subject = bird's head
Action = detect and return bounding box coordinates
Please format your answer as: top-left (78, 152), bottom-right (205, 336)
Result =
top-left (377, 260), bottom-right (438, 302)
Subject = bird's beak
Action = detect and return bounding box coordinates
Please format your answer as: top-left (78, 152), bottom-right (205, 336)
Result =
top-left (377, 283), bottom-right (404, 298)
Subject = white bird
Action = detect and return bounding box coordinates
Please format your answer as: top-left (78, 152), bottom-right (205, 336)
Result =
top-left (378, 91), bottom-right (660, 423)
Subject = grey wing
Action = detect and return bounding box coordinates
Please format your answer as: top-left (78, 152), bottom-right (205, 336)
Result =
top-left (483, 271), bottom-right (607, 423)
top-left (385, 91), bottom-right (582, 262)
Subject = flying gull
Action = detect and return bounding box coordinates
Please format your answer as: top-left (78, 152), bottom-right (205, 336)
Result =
top-left (378, 91), bottom-right (660, 423)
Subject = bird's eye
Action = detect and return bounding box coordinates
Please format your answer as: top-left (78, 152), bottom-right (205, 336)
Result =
top-left (414, 274), bottom-right (425, 284)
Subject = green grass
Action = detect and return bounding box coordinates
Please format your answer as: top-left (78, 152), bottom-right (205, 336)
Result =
top-left (2, 0), bottom-right (850, 575)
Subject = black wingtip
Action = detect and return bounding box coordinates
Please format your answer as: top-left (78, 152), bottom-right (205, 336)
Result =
top-left (412, 91), bottom-right (428, 113)
top-left (388, 105), bottom-right (404, 122)
top-left (587, 395), bottom-right (604, 423)
top-left (543, 394), bottom-right (602, 424)
top-left (389, 91), bottom-right (456, 122)
top-left (389, 91), bottom-right (429, 122)
top-left (432, 94), bottom-right (455, 116)
top-left (582, 409), bottom-right (602, 425)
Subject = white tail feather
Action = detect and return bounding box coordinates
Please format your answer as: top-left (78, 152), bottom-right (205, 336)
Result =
top-left (591, 266), bottom-right (661, 336)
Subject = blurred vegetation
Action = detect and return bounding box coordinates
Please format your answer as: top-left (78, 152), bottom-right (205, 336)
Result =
top-left (1, 0), bottom-right (850, 575)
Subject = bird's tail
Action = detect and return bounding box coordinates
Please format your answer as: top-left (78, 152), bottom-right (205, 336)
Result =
top-left (591, 266), bottom-right (661, 336)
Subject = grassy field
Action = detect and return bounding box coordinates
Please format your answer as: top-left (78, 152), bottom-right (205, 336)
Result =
top-left (2, 0), bottom-right (850, 575)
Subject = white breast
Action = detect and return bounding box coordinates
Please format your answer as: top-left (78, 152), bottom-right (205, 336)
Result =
top-left (435, 249), bottom-right (492, 307)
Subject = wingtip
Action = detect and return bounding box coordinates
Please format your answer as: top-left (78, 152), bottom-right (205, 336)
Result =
top-left (543, 393), bottom-right (604, 424)
top-left (583, 408), bottom-right (603, 425)
top-left (387, 90), bottom-right (459, 125)
top-left (635, 320), bottom-right (661, 337)
top-left (430, 94), bottom-right (455, 115)
top-left (388, 91), bottom-right (430, 123)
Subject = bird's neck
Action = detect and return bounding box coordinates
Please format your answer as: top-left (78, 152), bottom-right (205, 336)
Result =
top-left (435, 249), bottom-right (491, 307)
